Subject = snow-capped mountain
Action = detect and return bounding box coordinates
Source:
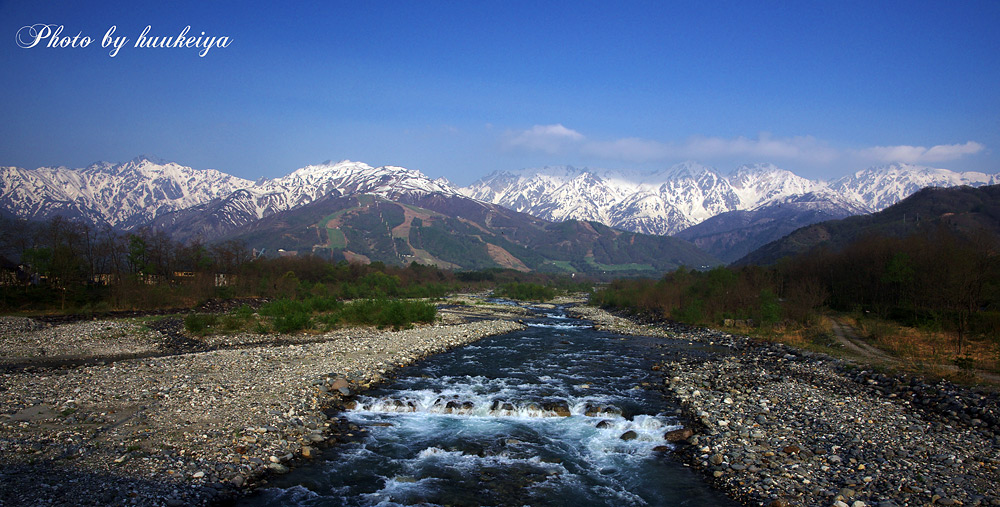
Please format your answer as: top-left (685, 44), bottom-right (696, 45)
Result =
top-left (3, 155), bottom-right (996, 249)
top-left (461, 162), bottom-right (998, 235)
top-left (462, 162), bottom-right (828, 235)
top-left (728, 163), bottom-right (824, 207)
top-left (252, 160), bottom-right (461, 217)
top-left (1, 158), bottom-right (466, 234)
top-left (0, 156), bottom-right (252, 228)
top-left (148, 160), bottom-right (468, 240)
top-left (831, 163), bottom-right (1000, 212)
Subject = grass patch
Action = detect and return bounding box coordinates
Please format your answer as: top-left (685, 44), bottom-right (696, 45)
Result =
top-left (743, 312), bottom-right (1000, 385)
top-left (184, 314), bottom-right (219, 335)
top-left (544, 260), bottom-right (577, 272)
top-left (326, 228), bottom-right (347, 249)
top-left (584, 256), bottom-right (656, 272)
top-left (494, 283), bottom-right (557, 302)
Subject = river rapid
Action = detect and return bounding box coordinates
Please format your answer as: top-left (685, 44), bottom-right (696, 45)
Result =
top-left (242, 304), bottom-right (738, 506)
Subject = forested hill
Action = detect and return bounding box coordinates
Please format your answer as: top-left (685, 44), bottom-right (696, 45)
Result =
top-left (223, 192), bottom-right (720, 276)
top-left (737, 185), bottom-right (1000, 266)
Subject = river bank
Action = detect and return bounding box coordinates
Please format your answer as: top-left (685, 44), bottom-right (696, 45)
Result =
top-left (5, 299), bottom-right (998, 506)
top-left (572, 305), bottom-right (1000, 507)
top-left (0, 298), bottom-right (527, 506)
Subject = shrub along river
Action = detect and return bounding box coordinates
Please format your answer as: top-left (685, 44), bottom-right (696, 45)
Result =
top-left (242, 304), bottom-right (739, 506)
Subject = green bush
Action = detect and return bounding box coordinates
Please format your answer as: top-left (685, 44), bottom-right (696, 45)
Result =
top-left (338, 299), bottom-right (437, 330)
top-left (495, 283), bottom-right (557, 302)
top-left (672, 298), bottom-right (704, 324)
top-left (273, 311), bottom-right (311, 333)
top-left (192, 295), bottom-right (435, 334)
top-left (259, 298), bottom-right (308, 317)
top-left (184, 313), bottom-right (219, 335)
top-left (305, 295), bottom-right (341, 313)
top-left (316, 313), bottom-right (342, 330)
top-left (757, 290), bottom-right (781, 326)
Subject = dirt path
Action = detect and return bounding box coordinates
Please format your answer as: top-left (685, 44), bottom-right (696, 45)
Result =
top-left (829, 317), bottom-right (1000, 385)
top-left (829, 317), bottom-right (897, 363)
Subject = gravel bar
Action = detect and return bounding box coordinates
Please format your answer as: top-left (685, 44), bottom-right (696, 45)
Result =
top-left (0, 308), bottom-right (524, 506)
top-left (576, 306), bottom-right (1000, 507)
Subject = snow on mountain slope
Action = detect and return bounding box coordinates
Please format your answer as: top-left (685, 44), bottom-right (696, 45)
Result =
top-left (1, 158), bottom-right (465, 232)
top-left (656, 162), bottom-right (741, 225)
top-left (608, 192), bottom-right (689, 235)
top-left (464, 162), bottom-right (788, 235)
top-left (208, 160), bottom-right (467, 229)
top-left (831, 163), bottom-right (1000, 212)
top-left (729, 163), bottom-right (826, 208)
top-left (464, 162), bottom-right (743, 234)
top-left (259, 160), bottom-right (460, 209)
top-left (0, 156), bottom-right (252, 228)
top-left (4, 155), bottom-right (997, 245)
top-left (146, 160), bottom-right (475, 240)
top-left (462, 162), bottom-right (999, 236)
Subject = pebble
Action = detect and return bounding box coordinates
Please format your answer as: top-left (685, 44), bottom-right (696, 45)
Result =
top-left (0, 304), bottom-right (527, 506)
top-left (623, 312), bottom-right (1000, 507)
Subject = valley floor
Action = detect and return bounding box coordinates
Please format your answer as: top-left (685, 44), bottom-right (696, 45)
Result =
top-left (1, 299), bottom-right (997, 507)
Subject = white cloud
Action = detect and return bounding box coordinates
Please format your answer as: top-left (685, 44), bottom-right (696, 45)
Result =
top-left (859, 141), bottom-right (984, 164)
top-left (680, 133), bottom-right (839, 164)
top-left (502, 125), bottom-right (985, 170)
top-left (580, 133), bottom-right (838, 164)
top-left (504, 124), bottom-right (584, 154)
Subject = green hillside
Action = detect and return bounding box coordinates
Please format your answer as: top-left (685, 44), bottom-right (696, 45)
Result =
top-left (227, 193), bottom-right (720, 276)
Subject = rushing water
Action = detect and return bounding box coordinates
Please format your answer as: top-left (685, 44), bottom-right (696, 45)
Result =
top-left (242, 305), bottom-right (738, 507)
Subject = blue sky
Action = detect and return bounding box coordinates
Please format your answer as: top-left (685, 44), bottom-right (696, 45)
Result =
top-left (1, 1), bottom-right (997, 185)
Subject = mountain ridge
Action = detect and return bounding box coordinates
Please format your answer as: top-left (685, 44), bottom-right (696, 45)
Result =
top-left (3, 157), bottom-right (996, 256)
top-left (216, 191), bottom-right (719, 275)
top-left (462, 162), bottom-right (1000, 236)
top-left (736, 184), bottom-right (1000, 266)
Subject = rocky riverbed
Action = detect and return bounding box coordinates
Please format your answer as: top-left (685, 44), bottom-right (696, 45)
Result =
top-left (4, 300), bottom-right (998, 507)
top-left (0, 299), bottom-right (526, 506)
top-left (573, 306), bottom-right (1000, 507)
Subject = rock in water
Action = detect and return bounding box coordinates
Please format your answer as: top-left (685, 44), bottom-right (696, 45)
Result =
top-left (664, 428), bottom-right (694, 442)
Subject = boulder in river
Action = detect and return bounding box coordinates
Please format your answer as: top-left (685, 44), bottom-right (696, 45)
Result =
top-left (542, 401), bottom-right (571, 417)
top-left (663, 428), bottom-right (694, 442)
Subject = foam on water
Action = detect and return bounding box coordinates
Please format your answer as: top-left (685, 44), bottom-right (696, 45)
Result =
top-left (525, 322), bottom-right (591, 330)
top-left (240, 302), bottom-right (739, 507)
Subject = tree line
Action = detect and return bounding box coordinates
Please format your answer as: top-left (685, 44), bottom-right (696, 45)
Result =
top-left (592, 225), bottom-right (1000, 354)
top-left (1, 216), bottom-right (256, 310)
top-left (0, 216), bottom-right (592, 313)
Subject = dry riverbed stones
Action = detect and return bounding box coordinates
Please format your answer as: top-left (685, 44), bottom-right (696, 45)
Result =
top-left (577, 306), bottom-right (999, 506)
top-left (0, 312), bottom-right (524, 506)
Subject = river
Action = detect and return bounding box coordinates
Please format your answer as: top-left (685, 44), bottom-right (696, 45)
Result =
top-left (242, 304), bottom-right (738, 506)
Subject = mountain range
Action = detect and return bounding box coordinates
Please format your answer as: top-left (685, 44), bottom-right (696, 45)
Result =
top-left (2, 156), bottom-right (997, 268)
top-left (0, 156), bottom-right (251, 229)
top-left (462, 162), bottom-right (998, 261)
